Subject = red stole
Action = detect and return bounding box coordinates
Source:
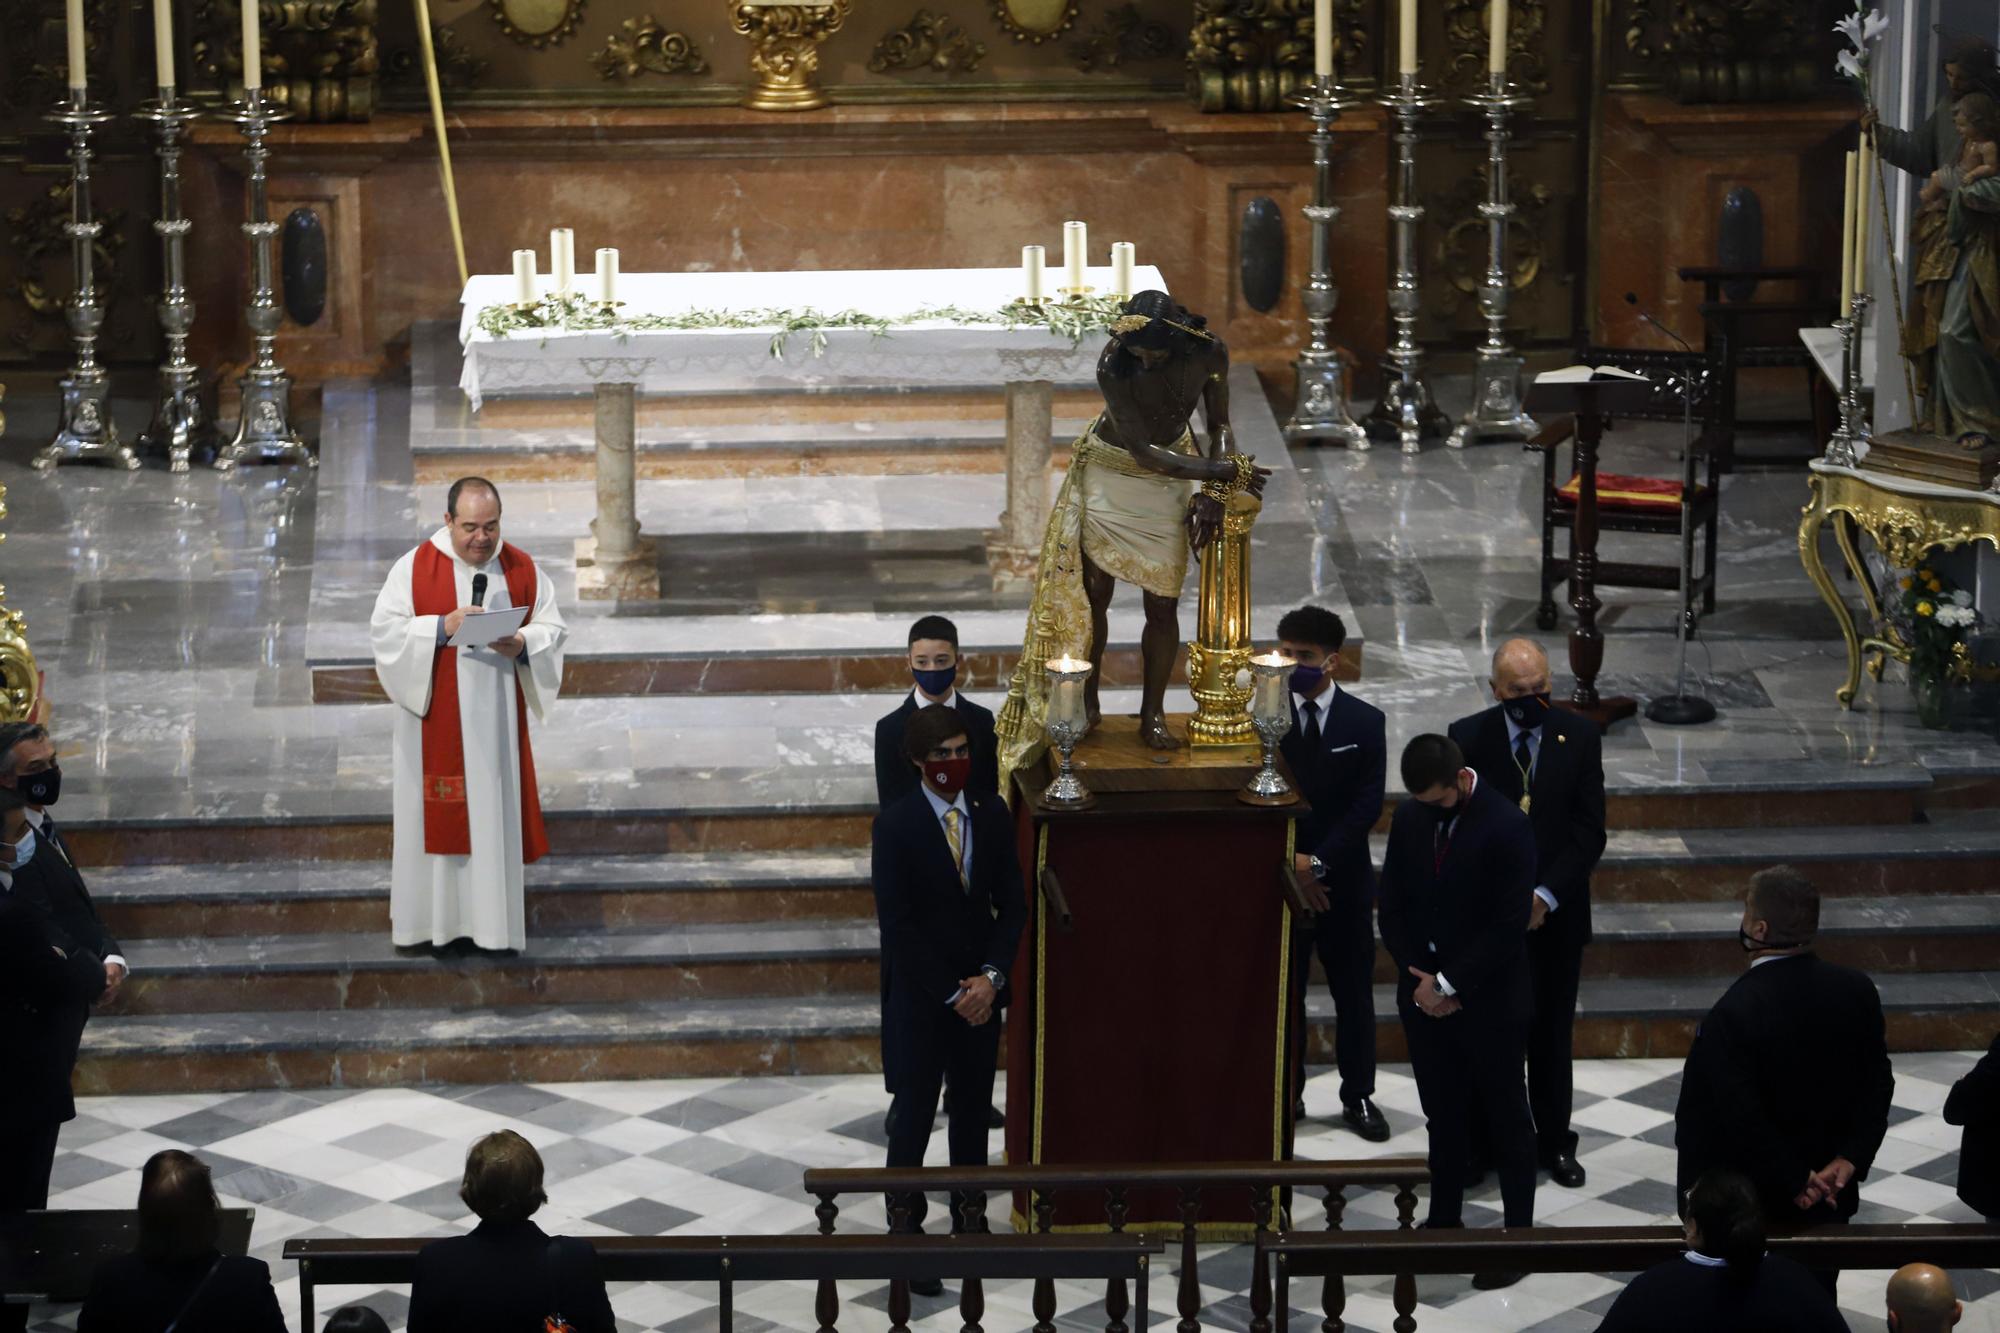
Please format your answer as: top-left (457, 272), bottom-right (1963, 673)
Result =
top-left (412, 541), bottom-right (549, 863)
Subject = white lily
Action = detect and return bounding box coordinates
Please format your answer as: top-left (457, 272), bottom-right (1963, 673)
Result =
top-left (1837, 48), bottom-right (1865, 81)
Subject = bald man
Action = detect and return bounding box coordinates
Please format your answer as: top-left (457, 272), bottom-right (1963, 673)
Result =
top-left (1887, 1263), bottom-right (1962, 1333)
top-left (1449, 638), bottom-right (1605, 1189)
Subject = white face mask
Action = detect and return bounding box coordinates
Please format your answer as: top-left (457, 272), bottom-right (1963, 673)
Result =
top-left (2, 826), bottom-right (35, 872)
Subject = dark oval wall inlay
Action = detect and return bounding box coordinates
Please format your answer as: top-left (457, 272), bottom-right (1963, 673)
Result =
top-left (282, 207), bottom-right (328, 327)
top-left (1717, 187), bottom-right (1765, 303)
top-left (1239, 196), bottom-right (1284, 314)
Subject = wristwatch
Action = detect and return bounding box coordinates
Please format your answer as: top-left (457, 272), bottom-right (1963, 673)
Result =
top-left (1308, 855), bottom-right (1326, 881)
top-left (981, 965), bottom-right (1006, 991)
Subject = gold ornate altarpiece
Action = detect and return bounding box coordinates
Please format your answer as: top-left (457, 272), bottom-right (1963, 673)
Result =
top-left (1798, 460), bottom-right (2000, 707)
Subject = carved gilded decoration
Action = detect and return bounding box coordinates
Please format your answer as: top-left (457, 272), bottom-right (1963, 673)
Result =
top-left (1068, 3), bottom-right (1176, 74)
top-left (6, 181), bottom-right (127, 323)
top-left (389, 25), bottom-right (490, 91)
top-left (991, 0), bottom-right (1080, 47)
top-left (485, 0), bottom-right (586, 49)
top-left (0, 424), bottom-right (40, 724)
top-left (190, 0), bottom-right (380, 120)
top-left (1612, 0), bottom-right (1832, 99)
top-left (5, 0), bottom-right (120, 112)
top-left (729, 0), bottom-right (852, 112)
top-left (1186, 0), bottom-right (1307, 112)
top-left (1441, 0), bottom-right (1547, 96)
top-left (1799, 465), bottom-right (2000, 706)
top-left (869, 10), bottom-right (985, 75)
top-left (1427, 164), bottom-right (1552, 316)
top-left (593, 15), bottom-right (710, 78)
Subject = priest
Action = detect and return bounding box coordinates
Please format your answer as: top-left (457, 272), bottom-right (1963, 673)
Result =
top-left (370, 478), bottom-right (568, 954)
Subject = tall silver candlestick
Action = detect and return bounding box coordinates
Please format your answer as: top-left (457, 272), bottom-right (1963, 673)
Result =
top-left (216, 89), bottom-right (315, 471)
top-left (1822, 293), bottom-right (1872, 468)
top-left (1448, 72), bottom-right (1537, 449)
top-left (1281, 73), bottom-right (1368, 450)
top-left (135, 87), bottom-right (212, 472)
top-left (1364, 72), bottom-right (1448, 453)
top-left (35, 93), bottom-right (139, 473)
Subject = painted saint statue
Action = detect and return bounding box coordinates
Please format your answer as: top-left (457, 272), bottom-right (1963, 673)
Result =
top-left (370, 477), bottom-right (568, 952)
top-left (995, 291), bottom-right (1268, 793)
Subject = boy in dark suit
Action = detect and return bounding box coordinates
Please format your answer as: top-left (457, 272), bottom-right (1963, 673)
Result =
top-left (1378, 734), bottom-right (1539, 1288)
top-left (1448, 638), bottom-right (1604, 1188)
top-left (1276, 605), bottom-right (1388, 1141)
top-left (872, 616), bottom-right (1004, 1130)
top-left (874, 615), bottom-right (999, 807)
top-left (1675, 866), bottom-right (1893, 1295)
top-left (870, 705), bottom-right (1026, 1290)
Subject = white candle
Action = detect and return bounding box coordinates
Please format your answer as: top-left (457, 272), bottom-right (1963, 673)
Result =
top-left (153, 0), bottom-right (175, 89)
top-left (512, 249), bottom-right (537, 305)
top-left (1839, 149), bottom-right (1858, 311)
top-left (1855, 138), bottom-right (1872, 298)
top-left (241, 0), bottom-right (260, 91)
top-left (1399, 0), bottom-right (1416, 75)
top-left (1110, 242), bottom-right (1136, 299)
top-left (1046, 655), bottom-right (1089, 729)
top-left (1021, 244), bottom-right (1046, 302)
top-left (550, 228), bottom-right (574, 294)
top-left (1062, 221), bottom-right (1087, 293)
top-left (1314, 0), bottom-right (1332, 78)
top-left (596, 247), bottom-right (618, 304)
top-left (65, 0), bottom-right (87, 93)
top-left (1250, 652), bottom-right (1291, 722)
top-left (1487, 0), bottom-right (1506, 77)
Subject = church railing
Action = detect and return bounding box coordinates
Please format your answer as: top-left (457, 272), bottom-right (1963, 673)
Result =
top-left (802, 1158), bottom-right (1430, 1333)
top-left (1262, 1223), bottom-right (2000, 1332)
top-left (282, 1231), bottom-right (1161, 1332)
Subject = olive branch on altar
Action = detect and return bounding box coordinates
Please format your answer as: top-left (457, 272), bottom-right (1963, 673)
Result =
top-left (472, 291), bottom-right (1133, 361)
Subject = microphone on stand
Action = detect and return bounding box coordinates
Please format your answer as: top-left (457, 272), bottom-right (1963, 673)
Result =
top-left (471, 573), bottom-right (488, 607)
top-left (1624, 293), bottom-right (1716, 726)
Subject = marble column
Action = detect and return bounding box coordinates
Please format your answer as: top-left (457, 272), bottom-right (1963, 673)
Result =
top-left (987, 378), bottom-right (1053, 588)
top-left (575, 382), bottom-right (659, 600)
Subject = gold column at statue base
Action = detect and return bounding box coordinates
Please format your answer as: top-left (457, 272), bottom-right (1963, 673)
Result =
top-left (0, 413), bottom-right (44, 723)
top-left (1187, 487), bottom-right (1261, 746)
top-left (728, 0), bottom-right (851, 112)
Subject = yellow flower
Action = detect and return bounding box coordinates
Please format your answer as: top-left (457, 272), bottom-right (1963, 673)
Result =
top-left (1901, 576), bottom-right (1914, 589)
top-left (1918, 601), bottom-right (1936, 616)
top-left (1919, 568), bottom-right (1934, 579)
top-left (1929, 579), bottom-right (1944, 594)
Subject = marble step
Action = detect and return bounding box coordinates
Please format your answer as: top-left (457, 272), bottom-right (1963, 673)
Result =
top-left (89, 851), bottom-right (875, 938)
top-left (105, 893), bottom-right (2000, 1018)
top-left (74, 971), bottom-right (2000, 1094)
top-left (87, 813), bottom-right (2000, 939)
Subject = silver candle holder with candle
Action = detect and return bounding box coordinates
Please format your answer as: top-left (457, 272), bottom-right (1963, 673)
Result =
top-left (1041, 654), bottom-right (1095, 808)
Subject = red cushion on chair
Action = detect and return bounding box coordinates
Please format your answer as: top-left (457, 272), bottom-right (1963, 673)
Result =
top-left (1556, 471), bottom-right (1703, 513)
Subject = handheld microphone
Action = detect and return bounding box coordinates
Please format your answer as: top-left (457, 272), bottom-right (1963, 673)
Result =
top-left (1624, 292), bottom-right (1695, 357)
top-left (471, 573), bottom-right (488, 607)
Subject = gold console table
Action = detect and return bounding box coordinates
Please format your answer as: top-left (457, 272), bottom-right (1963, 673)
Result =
top-left (1798, 459), bottom-right (2000, 706)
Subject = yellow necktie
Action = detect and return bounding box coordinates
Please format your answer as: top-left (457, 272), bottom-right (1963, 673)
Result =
top-left (943, 808), bottom-right (968, 890)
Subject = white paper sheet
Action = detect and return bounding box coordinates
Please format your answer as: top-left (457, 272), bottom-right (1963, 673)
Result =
top-left (446, 604), bottom-right (529, 648)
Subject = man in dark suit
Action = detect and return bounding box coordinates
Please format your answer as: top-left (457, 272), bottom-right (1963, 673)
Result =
top-left (0, 723), bottom-right (125, 1000)
top-left (872, 617), bottom-right (1003, 1130)
top-left (1377, 735), bottom-right (1538, 1288)
top-left (1674, 866), bottom-right (1894, 1294)
top-left (1276, 605), bottom-right (1388, 1142)
top-left (0, 785), bottom-right (110, 1333)
top-left (1944, 1031), bottom-right (2000, 1221)
top-left (1448, 638), bottom-right (1604, 1188)
top-left (871, 705), bottom-right (1026, 1293)
top-left (874, 615), bottom-right (999, 807)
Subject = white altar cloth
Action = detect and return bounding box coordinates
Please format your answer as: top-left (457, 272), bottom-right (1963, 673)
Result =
top-left (456, 265), bottom-right (1169, 409)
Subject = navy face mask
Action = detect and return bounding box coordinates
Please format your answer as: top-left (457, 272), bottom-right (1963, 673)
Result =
top-left (18, 764), bottom-right (60, 806)
top-left (912, 664), bottom-right (958, 697)
top-left (1288, 663), bottom-right (1326, 696)
top-left (1502, 692), bottom-right (1551, 729)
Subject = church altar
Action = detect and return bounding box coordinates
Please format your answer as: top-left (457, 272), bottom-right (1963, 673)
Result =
top-left (455, 264), bottom-right (1167, 597)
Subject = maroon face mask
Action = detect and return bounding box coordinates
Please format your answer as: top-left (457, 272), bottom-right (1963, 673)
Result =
top-left (922, 756), bottom-right (973, 799)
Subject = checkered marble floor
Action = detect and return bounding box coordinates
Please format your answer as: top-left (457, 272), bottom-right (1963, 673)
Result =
top-left (28, 1054), bottom-right (2000, 1333)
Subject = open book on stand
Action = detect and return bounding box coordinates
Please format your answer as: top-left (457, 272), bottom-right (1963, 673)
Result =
top-left (1535, 364), bottom-right (1649, 384)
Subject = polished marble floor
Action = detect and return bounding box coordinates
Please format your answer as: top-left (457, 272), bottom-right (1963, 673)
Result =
top-left (23, 1055), bottom-right (1999, 1333)
top-left (1, 364), bottom-right (1997, 831)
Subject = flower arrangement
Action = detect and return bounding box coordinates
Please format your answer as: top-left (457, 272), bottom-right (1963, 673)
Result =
top-left (1834, 2), bottom-right (1890, 99)
top-left (472, 291), bottom-right (1132, 361)
top-left (1898, 564), bottom-right (1981, 726)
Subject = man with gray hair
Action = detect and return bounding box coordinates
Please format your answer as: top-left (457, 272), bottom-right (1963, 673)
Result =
top-left (1448, 637), bottom-right (1604, 1189)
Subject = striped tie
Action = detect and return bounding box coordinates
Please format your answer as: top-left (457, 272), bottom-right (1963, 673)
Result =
top-left (943, 808), bottom-right (968, 891)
